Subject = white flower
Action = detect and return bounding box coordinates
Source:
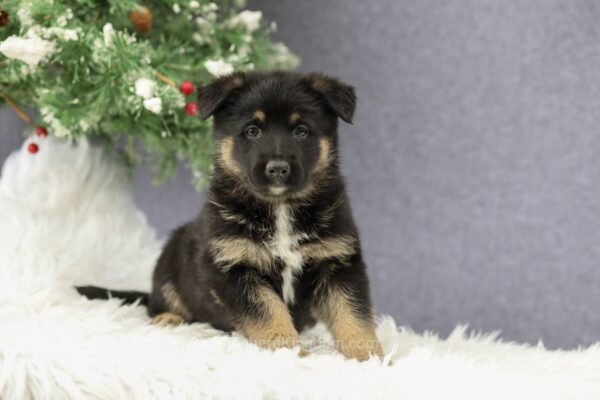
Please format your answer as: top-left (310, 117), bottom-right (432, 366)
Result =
top-left (239, 45), bottom-right (251, 57)
top-left (193, 33), bottom-right (210, 46)
top-left (103, 23), bottom-right (115, 46)
top-left (271, 42), bottom-right (299, 67)
top-left (0, 34), bottom-right (56, 67)
top-left (57, 15), bottom-right (68, 27)
top-left (173, 4), bottom-right (181, 14)
top-left (17, 9), bottom-right (34, 28)
top-left (230, 10), bottom-right (262, 32)
top-left (59, 29), bottom-right (78, 41)
top-left (195, 17), bottom-right (209, 27)
top-left (43, 27), bottom-right (79, 41)
top-left (204, 59), bottom-right (234, 77)
top-left (134, 78), bottom-right (156, 99)
top-left (189, 0), bottom-right (200, 8)
top-left (273, 42), bottom-right (291, 58)
top-left (79, 120), bottom-right (90, 131)
top-left (40, 108), bottom-right (70, 138)
top-left (50, 121), bottom-right (70, 138)
top-left (143, 97), bottom-right (162, 114)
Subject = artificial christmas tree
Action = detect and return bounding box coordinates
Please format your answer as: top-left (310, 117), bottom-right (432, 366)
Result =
top-left (0, 0), bottom-right (298, 187)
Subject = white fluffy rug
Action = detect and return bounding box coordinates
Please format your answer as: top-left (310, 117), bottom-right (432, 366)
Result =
top-left (1, 137), bottom-right (600, 399)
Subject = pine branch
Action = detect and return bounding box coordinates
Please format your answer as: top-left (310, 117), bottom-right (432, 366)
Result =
top-left (0, 0), bottom-right (299, 188)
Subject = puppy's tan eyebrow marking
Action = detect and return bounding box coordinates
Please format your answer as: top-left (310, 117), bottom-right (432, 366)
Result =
top-left (289, 112), bottom-right (301, 125)
top-left (254, 110), bottom-right (266, 124)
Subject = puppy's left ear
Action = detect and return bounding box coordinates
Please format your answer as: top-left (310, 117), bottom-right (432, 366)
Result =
top-left (197, 72), bottom-right (246, 120)
top-left (304, 73), bottom-right (356, 124)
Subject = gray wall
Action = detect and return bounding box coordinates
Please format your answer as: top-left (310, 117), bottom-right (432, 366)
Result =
top-left (3, 0), bottom-right (600, 349)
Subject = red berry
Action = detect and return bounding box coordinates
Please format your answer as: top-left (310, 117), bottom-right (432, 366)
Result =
top-left (35, 126), bottom-right (48, 137)
top-left (28, 143), bottom-right (39, 154)
top-left (185, 102), bottom-right (199, 116)
top-left (180, 81), bottom-right (195, 96)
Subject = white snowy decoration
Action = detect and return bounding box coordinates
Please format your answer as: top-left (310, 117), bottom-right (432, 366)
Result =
top-left (16, 9), bottom-right (34, 28)
top-left (204, 59), bottom-right (234, 77)
top-left (102, 23), bottom-right (115, 46)
top-left (43, 27), bottom-right (79, 41)
top-left (230, 10), bottom-right (263, 32)
top-left (143, 97), bottom-right (163, 114)
top-left (0, 34), bottom-right (56, 67)
top-left (39, 107), bottom-right (70, 138)
top-left (134, 78), bottom-right (157, 100)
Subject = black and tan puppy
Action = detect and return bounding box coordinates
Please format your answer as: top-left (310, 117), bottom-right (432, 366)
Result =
top-left (78, 71), bottom-right (383, 361)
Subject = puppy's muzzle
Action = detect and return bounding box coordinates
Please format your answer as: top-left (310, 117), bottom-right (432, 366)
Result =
top-left (265, 160), bottom-right (291, 185)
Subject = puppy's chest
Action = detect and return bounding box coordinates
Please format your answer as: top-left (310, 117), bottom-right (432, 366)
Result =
top-left (265, 204), bottom-right (308, 305)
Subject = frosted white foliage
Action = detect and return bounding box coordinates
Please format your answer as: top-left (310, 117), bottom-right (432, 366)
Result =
top-left (0, 34), bottom-right (56, 67)
top-left (143, 97), bottom-right (163, 114)
top-left (204, 59), bottom-right (234, 77)
top-left (230, 10), bottom-right (263, 32)
top-left (134, 78), bottom-right (157, 99)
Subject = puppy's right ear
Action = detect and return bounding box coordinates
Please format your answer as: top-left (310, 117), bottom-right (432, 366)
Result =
top-left (197, 73), bottom-right (245, 120)
top-left (303, 72), bottom-right (356, 124)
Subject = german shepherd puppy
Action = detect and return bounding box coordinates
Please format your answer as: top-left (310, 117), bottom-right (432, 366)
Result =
top-left (78, 71), bottom-right (383, 361)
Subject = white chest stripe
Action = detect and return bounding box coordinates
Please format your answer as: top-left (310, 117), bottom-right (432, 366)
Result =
top-left (267, 204), bottom-right (306, 305)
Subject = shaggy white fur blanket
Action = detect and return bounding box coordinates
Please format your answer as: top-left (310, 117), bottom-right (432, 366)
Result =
top-left (1, 137), bottom-right (599, 400)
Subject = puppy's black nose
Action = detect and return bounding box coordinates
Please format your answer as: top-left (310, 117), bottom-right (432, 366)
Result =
top-left (265, 160), bottom-right (290, 182)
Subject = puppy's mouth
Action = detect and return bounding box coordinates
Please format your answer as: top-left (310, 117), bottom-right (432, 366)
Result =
top-left (268, 185), bottom-right (287, 196)
top-left (245, 177), bottom-right (292, 198)
top-left (245, 167), bottom-right (307, 199)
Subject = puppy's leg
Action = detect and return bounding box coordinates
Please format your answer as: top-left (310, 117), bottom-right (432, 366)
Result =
top-left (220, 269), bottom-right (303, 352)
top-left (147, 281), bottom-right (192, 328)
top-left (239, 286), bottom-right (302, 350)
top-left (314, 262), bottom-right (383, 361)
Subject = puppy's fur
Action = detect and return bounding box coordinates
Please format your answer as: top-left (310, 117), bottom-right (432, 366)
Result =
top-left (78, 71), bottom-right (383, 361)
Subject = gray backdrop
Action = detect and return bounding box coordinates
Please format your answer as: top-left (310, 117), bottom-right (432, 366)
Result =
top-left (2, 0), bottom-right (600, 349)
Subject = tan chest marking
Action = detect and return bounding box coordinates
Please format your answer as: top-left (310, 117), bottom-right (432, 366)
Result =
top-left (299, 236), bottom-right (356, 262)
top-left (209, 204), bottom-right (357, 306)
top-left (208, 237), bottom-right (274, 273)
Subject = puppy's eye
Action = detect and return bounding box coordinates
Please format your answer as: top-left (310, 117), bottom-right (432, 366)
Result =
top-left (293, 125), bottom-right (310, 138)
top-left (244, 126), bottom-right (262, 139)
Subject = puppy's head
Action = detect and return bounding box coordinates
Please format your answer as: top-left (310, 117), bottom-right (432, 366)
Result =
top-left (198, 71), bottom-right (355, 199)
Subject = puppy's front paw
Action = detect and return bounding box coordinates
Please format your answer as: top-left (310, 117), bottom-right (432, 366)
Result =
top-left (242, 322), bottom-right (305, 353)
top-left (337, 337), bottom-right (383, 362)
top-left (254, 332), bottom-right (309, 357)
top-left (298, 346), bottom-right (310, 357)
top-left (152, 312), bottom-right (185, 326)
top-left (250, 330), bottom-right (301, 350)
